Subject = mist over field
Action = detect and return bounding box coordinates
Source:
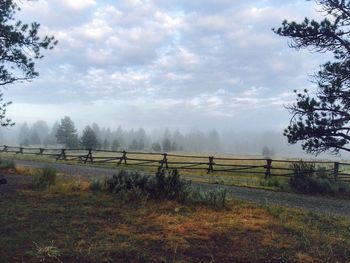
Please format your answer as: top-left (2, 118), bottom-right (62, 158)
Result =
top-left (0, 120), bottom-right (331, 159)
top-left (1, 0), bottom-right (322, 155)
top-left (2, 0), bottom-right (348, 159)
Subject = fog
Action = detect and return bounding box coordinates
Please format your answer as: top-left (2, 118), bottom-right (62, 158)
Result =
top-left (5, 0), bottom-right (326, 148)
top-left (0, 119), bottom-right (342, 160)
top-left (3, 1), bottom-right (348, 161)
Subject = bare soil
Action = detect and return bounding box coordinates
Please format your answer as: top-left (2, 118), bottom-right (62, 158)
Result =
top-left (0, 173), bottom-right (33, 197)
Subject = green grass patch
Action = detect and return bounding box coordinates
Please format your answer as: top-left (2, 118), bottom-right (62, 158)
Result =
top-left (0, 158), bottom-right (15, 169)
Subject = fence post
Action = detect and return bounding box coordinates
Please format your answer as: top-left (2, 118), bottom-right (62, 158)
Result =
top-left (16, 147), bottom-right (23, 154)
top-left (117, 151), bottom-right (127, 166)
top-left (2, 145), bottom-right (8, 152)
top-left (207, 156), bottom-right (215, 174)
top-left (334, 162), bottom-right (339, 181)
top-left (84, 149), bottom-right (93, 163)
top-left (56, 149), bottom-right (67, 161)
top-left (159, 153), bottom-right (169, 170)
top-left (265, 159), bottom-right (272, 179)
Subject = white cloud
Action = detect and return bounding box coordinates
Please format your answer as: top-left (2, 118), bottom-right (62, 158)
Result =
top-left (8, 0), bottom-right (325, 132)
top-left (61, 0), bottom-right (96, 10)
top-left (80, 19), bottom-right (113, 40)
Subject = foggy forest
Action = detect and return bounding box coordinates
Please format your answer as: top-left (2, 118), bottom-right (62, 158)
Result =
top-left (0, 118), bottom-right (308, 158)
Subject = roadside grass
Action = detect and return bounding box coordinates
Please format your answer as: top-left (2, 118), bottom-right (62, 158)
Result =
top-left (2, 152), bottom-right (350, 196)
top-left (1, 171), bottom-right (350, 262)
top-left (0, 152), bottom-right (298, 191)
top-left (0, 158), bottom-right (15, 169)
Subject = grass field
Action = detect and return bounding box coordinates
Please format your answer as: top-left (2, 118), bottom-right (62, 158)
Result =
top-left (1, 167), bottom-right (350, 262)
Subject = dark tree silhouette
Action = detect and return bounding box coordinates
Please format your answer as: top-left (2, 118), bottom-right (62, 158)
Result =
top-left (103, 138), bottom-right (110, 150)
top-left (56, 116), bottom-right (78, 148)
top-left (80, 126), bottom-right (98, 149)
top-left (0, 0), bottom-right (57, 126)
top-left (111, 139), bottom-right (120, 151)
top-left (151, 142), bottom-right (162, 152)
top-left (274, 0), bottom-right (350, 155)
top-left (162, 138), bottom-right (171, 152)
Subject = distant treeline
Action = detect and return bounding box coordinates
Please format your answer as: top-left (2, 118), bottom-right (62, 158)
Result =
top-left (0, 116), bottom-right (221, 153)
top-left (0, 116), bottom-right (316, 157)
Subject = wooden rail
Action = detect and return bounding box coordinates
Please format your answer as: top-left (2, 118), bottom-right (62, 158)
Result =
top-left (1, 145), bottom-right (350, 181)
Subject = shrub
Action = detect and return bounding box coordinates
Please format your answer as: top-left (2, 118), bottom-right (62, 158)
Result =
top-left (106, 170), bottom-right (150, 195)
top-left (106, 169), bottom-right (190, 201)
top-left (337, 181), bottom-right (350, 194)
top-left (34, 166), bottom-right (57, 189)
top-left (315, 166), bottom-right (328, 179)
top-left (90, 178), bottom-right (106, 191)
top-left (104, 169), bottom-right (229, 208)
top-left (148, 169), bottom-right (191, 200)
top-left (187, 187), bottom-right (228, 209)
top-left (117, 188), bottom-right (148, 202)
top-left (0, 159), bottom-right (15, 169)
top-left (290, 161), bottom-right (316, 193)
top-left (289, 161), bottom-right (350, 195)
top-left (290, 161), bottom-right (313, 191)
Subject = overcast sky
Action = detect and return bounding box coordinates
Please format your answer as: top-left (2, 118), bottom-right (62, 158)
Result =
top-left (5, 0), bottom-right (327, 132)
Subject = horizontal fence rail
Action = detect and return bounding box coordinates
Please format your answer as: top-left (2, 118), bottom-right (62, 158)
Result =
top-left (1, 145), bottom-right (350, 181)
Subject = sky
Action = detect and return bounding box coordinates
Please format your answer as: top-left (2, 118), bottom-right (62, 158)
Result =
top-left (5, 0), bottom-right (328, 133)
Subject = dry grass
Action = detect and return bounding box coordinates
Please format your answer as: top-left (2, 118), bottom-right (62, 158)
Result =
top-left (1, 170), bottom-right (350, 262)
top-left (2, 151), bottom-right (349, 194)
top-left (0, 152), bottom-right (293, 189)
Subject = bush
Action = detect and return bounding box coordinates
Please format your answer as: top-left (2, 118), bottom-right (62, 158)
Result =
top-left (106, 169), bottom-right (190, 201)
top-left (148, 169), bottom-right (191, 200)
top-left (34, 166), bottom-right (57, 189)
top-left (187, 187), bottom-right (228, 209)
top-left (104, 169), bottom-right (229, 208)
top-left (90, 178), bottom-right (106, 191)
top-left (337, 181), bottom-right (350, 194)
top-left (0, 159), bottom-right (15, 169)
top-left (290, 161), bottom-right (314, 192)
top-left (106, 170), bottom-right (150, 195)
top-left (290, 161), bottom-right (350, 195)
top-left (117, 188), bottom-right (148, 202)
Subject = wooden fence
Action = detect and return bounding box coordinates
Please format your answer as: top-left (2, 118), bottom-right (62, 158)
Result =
top-left (1, 145), bottom-right (350, 181)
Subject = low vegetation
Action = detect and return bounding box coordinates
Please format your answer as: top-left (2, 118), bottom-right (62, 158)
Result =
top-left (0, 158), bottom-right (15, 169)
top-left (259, 177), bottom-right (289, 190)
top-left (95, 169), bottom-right (228, 209)
top-left (290, 161), bottom-right (350, 195)
top-left (1, 167), bottom-right (350, 262)
top-left (33, 166), bottom-right (58, 190)
top-left (3, 153), bottom-right (350, 197)
top-left (0, 159), bottom-right (15, 183)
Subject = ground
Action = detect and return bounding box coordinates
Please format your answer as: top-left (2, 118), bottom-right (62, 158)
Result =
top-left (13, 159), bottom-right (350, 218)
top-left (1, 166), bottom-right (350, 262)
